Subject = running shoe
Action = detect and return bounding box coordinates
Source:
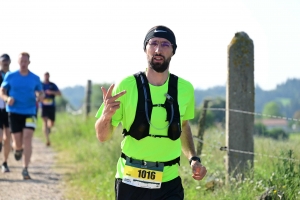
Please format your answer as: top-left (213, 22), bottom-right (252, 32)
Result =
top-left (14, 149), bottom-right (23, 161)
top-left (1, 162), bottom-right (10, 173)
top-left (22, 168), bottom-right (31, 180)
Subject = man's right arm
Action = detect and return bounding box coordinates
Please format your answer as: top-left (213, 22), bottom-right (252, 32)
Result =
top-left (94, 84), bottom-right (126, 143)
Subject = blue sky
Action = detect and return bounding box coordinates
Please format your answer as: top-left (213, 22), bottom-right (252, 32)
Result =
top-left (1, 0), bottom-right (299, 90)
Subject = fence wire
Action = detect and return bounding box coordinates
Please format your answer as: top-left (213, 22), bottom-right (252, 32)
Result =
top-left (61, 103), bottom-right (300, 162)
top-left (203, 107), bottom-right (300, 122)
top-left (194, 107), bottom-right (300, 162)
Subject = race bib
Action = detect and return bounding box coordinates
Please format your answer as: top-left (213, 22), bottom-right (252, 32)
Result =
top-left (43, 98), bottom-right (53, 105)
top-left (25, 117), bottom-right (36, 128)
top-left (122, 157), bottom-right (164, 189)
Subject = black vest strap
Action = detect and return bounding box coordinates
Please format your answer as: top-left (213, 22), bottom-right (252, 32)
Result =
top-left (164, 74), bottom-right (179, 122)
top-left (121, 152), bottom-right (180, 166)
top-left (123, 72), bottom-right (152, 138)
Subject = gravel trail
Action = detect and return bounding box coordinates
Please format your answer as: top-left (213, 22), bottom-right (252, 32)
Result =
top-left (0, 137), bottom-right (68, 200)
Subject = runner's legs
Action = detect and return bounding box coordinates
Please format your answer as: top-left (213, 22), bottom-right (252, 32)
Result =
top-left (22, 128), bottom-right (34, 168)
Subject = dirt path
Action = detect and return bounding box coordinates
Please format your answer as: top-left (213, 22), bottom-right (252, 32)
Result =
top-left (0, 137), bottom-right (67, 200)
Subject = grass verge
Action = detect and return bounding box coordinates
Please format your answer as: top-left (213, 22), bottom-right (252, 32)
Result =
top-left (35, 113), bottom-right (300, 200)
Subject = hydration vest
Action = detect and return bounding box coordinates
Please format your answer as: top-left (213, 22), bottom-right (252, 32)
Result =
top-left (122, 71), bottom-right (182, 140)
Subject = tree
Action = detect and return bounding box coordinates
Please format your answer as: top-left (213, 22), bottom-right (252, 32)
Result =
top-left (262, 101), bottom-right (283, 117)
top-left (208, 98), bottom-right (226, 124)
top-left (292, 110), bottom-right (300, 127)
top-left (190, 98), bottom-right (225, 128)
top-left (55, 95), bottom-right (69, 112)
top-left (287, 99), bottom-right (300, 118)
top-left (254, 122), bottom-right (268, 136)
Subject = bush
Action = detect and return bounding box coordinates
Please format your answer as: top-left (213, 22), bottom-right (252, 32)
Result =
top-left (254, 123), bottom-right (268, 136)
top-left (268, 128), bottom-right (289, 140)
top-left (254, 123), bottom-right (289, 140)
top-left (190, 108), bottom-right (214, 129)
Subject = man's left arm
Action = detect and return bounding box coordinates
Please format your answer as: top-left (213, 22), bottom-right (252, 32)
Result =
top-left (180, 120), bottom-right (207, 180)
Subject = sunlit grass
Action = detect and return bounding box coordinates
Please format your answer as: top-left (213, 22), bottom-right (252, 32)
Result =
top-left (35, 113), bottom-right (300, 200)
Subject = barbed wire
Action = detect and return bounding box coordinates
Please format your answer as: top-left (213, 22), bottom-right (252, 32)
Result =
top-left (50, 102), bottom-right (300, 162)
top-left (203, 107), bottom-right (300, 122)
top-left (192, 136), bottom-right (300, 163)
top-left (61, 104), bottom-right (300, 123)
top-left (60, 104), bottom-right (300, 123)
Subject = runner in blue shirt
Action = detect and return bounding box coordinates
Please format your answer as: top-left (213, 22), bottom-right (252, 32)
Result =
top-left (41, 72), bottom-right (61, 146)
top-left (0, 52), bottom-right (44, 180)
top-left (0, 54), bottom-right (11, 173)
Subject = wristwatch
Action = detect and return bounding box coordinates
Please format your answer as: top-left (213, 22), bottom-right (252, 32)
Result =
top-left (189, 156), bottom-right (201, 165)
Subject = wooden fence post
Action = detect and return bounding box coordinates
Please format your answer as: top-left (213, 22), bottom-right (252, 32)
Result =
top-left (196, 99), bottom-right (210, 156)
top-left (85, 80), bottom-right (92, 118)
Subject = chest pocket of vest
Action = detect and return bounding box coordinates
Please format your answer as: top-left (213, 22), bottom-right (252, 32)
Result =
top-left (168, 117), bottom-right (181, 140)
top-left (164, 96), bottom-right (181, 141)
top-left (126, 110), bottom-right (150, 140)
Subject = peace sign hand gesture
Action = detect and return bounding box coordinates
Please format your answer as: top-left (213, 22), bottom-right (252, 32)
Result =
top-left (101, 84), bottom-right (126, 119)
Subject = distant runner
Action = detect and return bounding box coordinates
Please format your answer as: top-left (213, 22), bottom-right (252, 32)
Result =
top-left (0, 52), bottom-right (44, 180)
top-left (41, 72), bottom-right (61, 146)
top-left (0, 54), bottom-right (11, 173)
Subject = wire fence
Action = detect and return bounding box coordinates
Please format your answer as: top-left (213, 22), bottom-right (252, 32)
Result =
top-left (58, 103), bottom-right (300, 162)
top-left (203, 107), bottom-right (300, 122)
top-left (192, 136), bottom-right (300, 163)
top-left (192, 107), bottom-right (300, 163)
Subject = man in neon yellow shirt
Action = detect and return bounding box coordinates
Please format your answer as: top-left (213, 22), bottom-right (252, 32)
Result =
top-left (95, 25), bottom-right (207, 200)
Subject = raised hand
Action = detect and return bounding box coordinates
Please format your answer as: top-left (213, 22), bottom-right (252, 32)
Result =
top-left (101, 84), bottom-right (126, 119)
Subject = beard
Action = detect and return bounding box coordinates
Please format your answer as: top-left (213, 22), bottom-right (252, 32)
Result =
top-left (149, 55), bottom-right (171, 73)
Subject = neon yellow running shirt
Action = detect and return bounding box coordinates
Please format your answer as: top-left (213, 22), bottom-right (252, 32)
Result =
top-left (95, 73), bottom-right (195, 182)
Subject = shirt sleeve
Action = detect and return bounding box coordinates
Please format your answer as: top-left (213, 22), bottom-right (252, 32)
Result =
top-left (52, 83), bottom-right (59, 91)
top-left (35, 78), bottom-right (43, 91)
top-left (182, 84), bottom-right (195, 121)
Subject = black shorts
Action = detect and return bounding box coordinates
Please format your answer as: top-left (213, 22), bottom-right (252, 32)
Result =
top-left (41, 106), bottom-right (56, 121)
top-left (0, 108), bottom-right (9, 128)
top-left (115, 176), bottom-right (184, 200)
top-left (8, 113), bottom-right (36, 133)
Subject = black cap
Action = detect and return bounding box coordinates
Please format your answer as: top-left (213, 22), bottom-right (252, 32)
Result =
top-left (143, 25), bottom-right (177, 54)
top-left (0, 54), bottom-right (10, 62)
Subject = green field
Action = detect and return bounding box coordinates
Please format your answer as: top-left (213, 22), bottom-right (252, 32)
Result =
top-left (35, 113), bottom-right (300, 200)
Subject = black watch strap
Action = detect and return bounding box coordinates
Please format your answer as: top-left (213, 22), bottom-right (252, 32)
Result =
top-left (189, 156), bottom-right (201, 165)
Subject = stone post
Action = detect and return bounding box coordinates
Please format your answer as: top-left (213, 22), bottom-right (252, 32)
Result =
top-left (226, 32), bottom-right (255, 182)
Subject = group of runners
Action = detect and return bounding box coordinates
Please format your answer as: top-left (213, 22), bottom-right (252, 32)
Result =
top-left (1, 25), bottom-right (207, 199)
top-left (0, 52), bottom-right (61, 179)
